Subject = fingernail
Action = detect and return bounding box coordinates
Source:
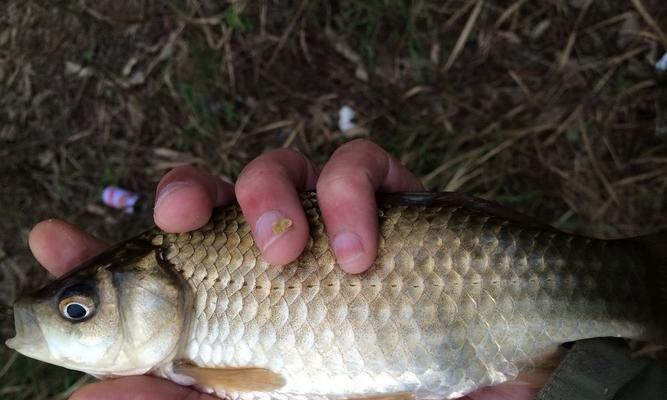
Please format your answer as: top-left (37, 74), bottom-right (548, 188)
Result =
top-left (333, 231), bottom-right (364, 267)
top-left (255, 211), bottom-right (293, 252)
top-left (155, 181), bottom-right (192, 211)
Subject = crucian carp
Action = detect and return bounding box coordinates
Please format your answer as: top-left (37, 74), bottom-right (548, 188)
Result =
top-left (6, 192), bottom-right (666, 399)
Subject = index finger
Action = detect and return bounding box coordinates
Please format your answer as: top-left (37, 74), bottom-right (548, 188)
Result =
top-left (154, 165), bottom-right (236, 233)
top-left (316, 139), bottom-right (424, 274)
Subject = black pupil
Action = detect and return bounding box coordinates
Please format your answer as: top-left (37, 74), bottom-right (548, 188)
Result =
top-left (66, 303), bottom-right (87, 319)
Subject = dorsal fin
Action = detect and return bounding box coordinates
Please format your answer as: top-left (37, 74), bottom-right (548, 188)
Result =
top-left (173, 363), bottom-right (285, 392)
top-left (377, 192), bottom-right (559, 232)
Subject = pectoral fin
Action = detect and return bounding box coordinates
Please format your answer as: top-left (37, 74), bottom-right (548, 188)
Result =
top-left (174, 363), bottom-right (286, 392)
top-left (502, 346), bottom-right (567, 389)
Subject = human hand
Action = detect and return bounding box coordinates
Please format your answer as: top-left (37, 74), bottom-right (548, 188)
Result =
top-left (152, 138), bottom-right (423, 273)
top-left (27, 139), bottom-right (539, 399)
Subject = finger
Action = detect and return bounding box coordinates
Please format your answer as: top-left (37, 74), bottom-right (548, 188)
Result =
top-left (28, 219), bottom-right (108, 278)
top-left (70, 376), bottom-right (216, 400)
top-left (154, 165), bottom-right (235, 233)
top-left (316, 139), bottom-right (424, 274)
top-left (235, 148), bottom-right (319, 265)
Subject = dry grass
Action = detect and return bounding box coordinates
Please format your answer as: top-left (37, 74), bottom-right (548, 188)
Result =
top-left (1, 0), bottom-right (666, 398)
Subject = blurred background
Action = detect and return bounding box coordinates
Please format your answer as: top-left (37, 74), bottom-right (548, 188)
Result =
top-left (1, 0), bottom-right (666, 398)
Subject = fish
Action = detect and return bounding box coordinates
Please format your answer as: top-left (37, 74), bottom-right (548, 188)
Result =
top-left (5, 192), bottom-right (667, 399)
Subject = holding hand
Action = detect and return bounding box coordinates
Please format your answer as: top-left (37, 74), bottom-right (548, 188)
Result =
top-left (151, 139), bottom-right (423, 273)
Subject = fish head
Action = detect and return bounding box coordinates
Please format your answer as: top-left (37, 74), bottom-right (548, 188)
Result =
top-left (6, 243), bottom-right (189, 377)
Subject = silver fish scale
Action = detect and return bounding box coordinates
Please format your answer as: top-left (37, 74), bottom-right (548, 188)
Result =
top-left (159, 194), bottom-right (652, 399)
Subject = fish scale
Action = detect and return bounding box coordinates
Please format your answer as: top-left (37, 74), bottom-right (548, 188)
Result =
top-left (8, 192), bottom-right (663, 400)
top-left (149, 193), bottom-right (655, 399)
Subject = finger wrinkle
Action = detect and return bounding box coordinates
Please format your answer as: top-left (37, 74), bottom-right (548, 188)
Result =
top-left (318, 173), bottom-right (374, 206)
top-left (238, 154), bottom-right (315, 202)
top-left (268, 148), bottom-right (318, 190)
top-left (155, 181), bottom-right (193, 210)
top-left (333, 141), bottom-right (391, 188)
top-left (155, 165), bottom-right (195, 193)
top-left (335, 139), bottom-right (423, 192)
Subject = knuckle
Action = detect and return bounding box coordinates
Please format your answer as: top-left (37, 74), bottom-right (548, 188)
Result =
top-left (337, 138), bottom-right (380, 154)
top-left (329, 140), bottom-right (389, 177)
top-left (161, 165), bottom-right (211, 189)
top-left (234, 168), bottom-right (269, 207)
top-left (261, 147), bottom-right (302, 162)
top-left (234, 174), bottom-right (262, 207)
top-left (169, 164), bottom-right (202, 177)
top-left (317, 171), bottom-right (369, 196)
top-left (240, 148), bottom-right (314, 191)
top-left (242, 149), bottom-right (305, 180)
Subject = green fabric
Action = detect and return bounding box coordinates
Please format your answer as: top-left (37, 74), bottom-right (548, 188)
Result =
top-left (536, 338), bottom-right (667, 400)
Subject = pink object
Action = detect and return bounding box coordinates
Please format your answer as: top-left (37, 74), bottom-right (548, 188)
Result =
top-left (102, 186), bottom-right (141, 214)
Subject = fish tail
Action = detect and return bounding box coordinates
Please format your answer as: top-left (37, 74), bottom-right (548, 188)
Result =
top-left (632, 231), bottom-right (667, 342)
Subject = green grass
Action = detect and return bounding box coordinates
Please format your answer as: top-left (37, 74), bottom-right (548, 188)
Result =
top-left (0, 349), bottom-right (88, 400)
top-left (333, 0), bottom-right (434, 81)
top-left (224, 7), bottom-right (254, 32)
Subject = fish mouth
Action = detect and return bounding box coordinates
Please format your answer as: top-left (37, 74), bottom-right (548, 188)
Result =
top-left (4, 300), bottom-right (48, 358)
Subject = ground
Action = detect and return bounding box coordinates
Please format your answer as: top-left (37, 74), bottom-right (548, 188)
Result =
top-left (1, 0), bottom-right (666, 398)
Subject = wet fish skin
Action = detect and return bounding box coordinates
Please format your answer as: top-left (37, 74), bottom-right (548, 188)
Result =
top-left (152, 192), bottom-right (657, 398)
top-left (6, 192), bottom-right (664, 399)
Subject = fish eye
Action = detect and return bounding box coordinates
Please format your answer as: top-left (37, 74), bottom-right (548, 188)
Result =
top-left (57, 284), bottom-right (97, 322)
top-left (62, 302), bottom-right (90, 320)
